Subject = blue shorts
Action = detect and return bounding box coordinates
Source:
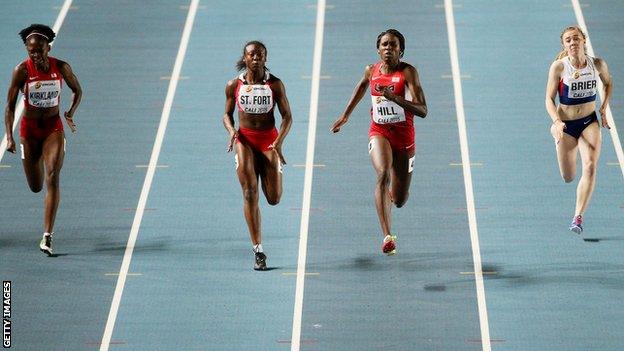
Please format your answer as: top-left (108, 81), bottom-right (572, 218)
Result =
top-left (563, 112), bottom-right (598, 139)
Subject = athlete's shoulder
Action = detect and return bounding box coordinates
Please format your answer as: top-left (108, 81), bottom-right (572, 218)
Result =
top-left (400, 62), bottom-right (417, 75)
top-left (268, 73), bottom-right (281, 83)
top-left (226, 77), bottom-right (239, 87)
top-left (14, 61), bottom-right (27, 72)
top-left (549, 59), bottom-right (565, 73)
top-left (592, 56), bottom-right (607, 68)
top-left (400, 61), bottom-right (415, 70)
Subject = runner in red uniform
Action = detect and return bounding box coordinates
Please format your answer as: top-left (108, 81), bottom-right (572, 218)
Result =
top-left (222, 41), bottom-right (293, 270)
top-left (331, 29), bottom-right (427, 255)
top-left (4, 24), bottom-right (82, 256)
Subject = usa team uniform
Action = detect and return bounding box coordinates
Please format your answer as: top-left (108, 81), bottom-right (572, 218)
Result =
top-left (19, 56), bottom-right (64, 141)
top-left (368, 62), bottom-right (415, 153)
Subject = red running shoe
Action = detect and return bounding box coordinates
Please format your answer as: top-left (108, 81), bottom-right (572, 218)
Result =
top-left (382, 235), bottom-right (397, 255)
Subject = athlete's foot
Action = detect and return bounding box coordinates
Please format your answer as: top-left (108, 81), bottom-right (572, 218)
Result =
top-left (39, 233), bottom-right (53, 256)
top-left (382, 234), bottom-right (396, 255)
top-left (254, 252), bottom-right (268, 271)
top-left (569, 215), bottom-right (583, 234)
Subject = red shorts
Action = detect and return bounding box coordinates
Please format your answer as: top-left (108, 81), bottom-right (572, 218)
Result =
top-left (20, 115), bottom-right (64, 141)
top-left (237, 127), bottom-right (278, 152)
top-left (369, 122), bottom-right (415, 153)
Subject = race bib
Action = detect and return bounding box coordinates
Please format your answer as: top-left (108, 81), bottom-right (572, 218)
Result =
top-left (238, 84), bottom-right (273, 114)
top-left (567, 73), bottom-right (597, 99)
top-left (371, 95), bottom-right (405, 124)
top-left (27, 80), bottom-right (61, 108)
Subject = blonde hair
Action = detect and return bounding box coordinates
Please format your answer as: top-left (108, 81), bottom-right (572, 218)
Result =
top-left (556, 25), bottom-right (587, 60)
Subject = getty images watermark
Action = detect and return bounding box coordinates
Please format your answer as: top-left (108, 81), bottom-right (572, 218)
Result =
top-left (3, 281), bottom-right (10, 348)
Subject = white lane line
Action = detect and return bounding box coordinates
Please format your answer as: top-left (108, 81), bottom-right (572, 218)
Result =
top-left (571, 0), bottom-right (624, 180)
top-left (444, 1), bottom-right (491, 350)
top-left (0, 0), bottom-right (73, 164)
top-left (291, 1), bottom-right (325, 350)
top-left (99, 1), bottom-right (199, 350)
top-left (301, 75), bottom-right (331, 79)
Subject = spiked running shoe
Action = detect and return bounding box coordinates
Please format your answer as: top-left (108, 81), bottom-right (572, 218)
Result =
top-left (569, 215), bottom-right (583, 234)
top-left (382, 235), bottom-right (397, 255)
top-left (254, 252), bottom-right (267, 271)
top-left (39, 234), bottom-right (53, 256)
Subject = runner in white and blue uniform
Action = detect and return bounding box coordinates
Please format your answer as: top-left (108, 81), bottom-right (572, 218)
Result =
top-left (545, 25), bottom-right (613, 234)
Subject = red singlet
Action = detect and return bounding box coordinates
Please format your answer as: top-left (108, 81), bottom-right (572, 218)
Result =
top-left (368, 62), bottom-right (415, 153)
top-left (20, 57), bottom-right (64, 140)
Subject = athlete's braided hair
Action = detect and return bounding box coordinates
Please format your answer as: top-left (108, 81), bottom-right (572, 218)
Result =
top-left (376, 29), bottom-right (405, 58)
top-left (236, 40), bottom-right (269, 72)
top-left (556, 25), bottom-right (587, 60)
top-left (19, 24), bottom-right (56, 44)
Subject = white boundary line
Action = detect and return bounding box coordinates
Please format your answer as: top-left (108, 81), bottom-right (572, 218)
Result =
top-left (0, 0), bottom-right (73, 164)
top-left (98, 1), bottom-right (199, 350)
top-left (571, 0), bottom-right (624, 179)
top-left (444, 1), bottom-right (492, 350)
top-left (290, 0), bottom-right (325, 350)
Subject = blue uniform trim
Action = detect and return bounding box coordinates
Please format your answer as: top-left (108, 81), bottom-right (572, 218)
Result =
top-left (559, 83), bottom-right (597, 105)
top-left (563, 112), bottom-right (598, 139)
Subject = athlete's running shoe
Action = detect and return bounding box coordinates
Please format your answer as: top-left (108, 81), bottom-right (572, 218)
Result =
top-left (569, 215), bottom-right (583, 234)
top-left (382, 235), bottom-right (397, 255)
top-left (254, 252), bottom-right (267, 271)
top-left (39, 234), bottom-right (53, 256)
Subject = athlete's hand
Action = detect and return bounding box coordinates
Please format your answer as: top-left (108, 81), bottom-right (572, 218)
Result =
top-left (268, 142), bottom-right (286, 165)
top-left (6, 136), bottom-right (16, 154)
top-left (599, 105), bottom-right (611, 129)
top-left (550, 119), bottom-right (565, 144)
top-left (64, 111), bottom-right (77, 133)
top-left (227, 131), bottom-right (238, 153)
top-left (381, 86), bottom-right (396, 101)
top-left (331, 115), bottom-right (348, 133)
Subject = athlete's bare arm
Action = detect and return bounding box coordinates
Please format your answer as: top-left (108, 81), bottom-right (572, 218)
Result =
top-left (545, 60), bottom-right (565, 142)
top-left (383, 64), bottom-right (427, 118)
top-left (331, 64), bottom-right (373, 133)
top-left (594, 57), bottom-right (612, 129)
top-left (4, 63), bottom-right (27, 153)
top-left (269, 79), bottom-right (292, 165)
top-left (223, 78), bottom-right (238, 152)
top-left (58, 60), bottom-right (81, 133)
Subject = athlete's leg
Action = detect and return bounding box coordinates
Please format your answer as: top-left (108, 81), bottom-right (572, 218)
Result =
top-left (41, 131), bottom-right (65, 233)
top-left (19, 137), bottom-right (44, 193)
top-left (555, 133), bottom-right (579, 183)
top-left (258, 148), bottom-right (282, 206)
top-left (235, 142), bottom-right (262, 245)
top-left (575, 122), bottom-right (601, 216)
top-left (369, 136), bottom-right (393, 237)
top-left (390, 149), bottom-right (415, 208)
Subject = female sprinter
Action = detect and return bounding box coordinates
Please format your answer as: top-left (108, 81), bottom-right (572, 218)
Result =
top-left (545, 25), bottom-right (612, 234)
top-left (222, 41), bottom-right (293, 270)
top-left (331, 29), bottom-right (427, 255)
top-left (4, 24), bottom-right (82, 256)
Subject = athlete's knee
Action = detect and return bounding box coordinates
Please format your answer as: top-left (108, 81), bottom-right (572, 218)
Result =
top-left (393, 193), bottom-right (409, 208)
top-left (45, 168), bottom-right (61, 186)
top-left (266, 194), bottom-right (281, 206)
top-left (562, 174), bottom-right (575, 183)
top-left (242, 186), bottom-right (258, 203)
top-left (582, 160), bottom-right (598, 177)
top-left (376, 169), bottom-right (391, 187)
top-left (28, 183), bottom-right (43, 193)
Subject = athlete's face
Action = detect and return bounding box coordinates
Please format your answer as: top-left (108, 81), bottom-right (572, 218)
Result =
top-left (244, 44), bottom-right (266, 71)
top-left (377, 34), bottom-right (401, 62)
top-left (26, 36), bottom-right (50, 68)
top-left (561, 29), bottom-right (585, 57)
